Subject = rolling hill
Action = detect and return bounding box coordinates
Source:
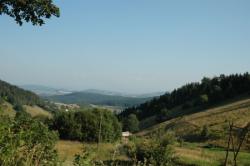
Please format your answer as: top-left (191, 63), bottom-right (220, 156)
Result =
top-left (138, 97), bottom-right (250, 140)
top-left (120, 73), bottom-right (250, 125)
top-left (47, 91), bottom-right (153, 108)
top-left (136, 97), bottom-right (250, 165)
top-left (0, 79), bottom-right (53, 117)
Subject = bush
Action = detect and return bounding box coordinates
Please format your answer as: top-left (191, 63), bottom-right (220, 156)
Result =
top-left (200, 125), bottom-right (210, 140)
top-left (126, 136), bottom-right (175, 166)
top-left (0, 112), bottom-right (59, 166)
top-left (74, 145), bottom-right (95, 166)
top-left (13, 103), bottom-right (24, 111)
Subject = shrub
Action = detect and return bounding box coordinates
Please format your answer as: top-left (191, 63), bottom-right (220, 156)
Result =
top-left (126, 135), bottom-right (175, 166)
top-left (0, 112), bottom-right (59, 166)
top-left (200, 125), bottom-right (210, 140)
top-left (74, 145), bottom-right (95, 166)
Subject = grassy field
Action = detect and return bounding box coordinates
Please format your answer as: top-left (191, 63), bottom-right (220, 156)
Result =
top-left (138, 98), bottom-right (250, 143)
top-left (55, 140), bottom-right (83, 166)
top-left (55, 140), bottom-right (128, 166)
top-left (175, 142), bottom-right (250, 166)
top-left (55, 140), bottom-right (250, 166)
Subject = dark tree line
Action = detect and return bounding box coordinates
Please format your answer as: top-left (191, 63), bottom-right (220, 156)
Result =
top-left (120, 73), bottom-right (250, 121)
top-left (51, 109), bottom-right (122, 143)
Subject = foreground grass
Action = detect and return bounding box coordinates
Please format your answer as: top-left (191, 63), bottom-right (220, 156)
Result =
top-left (175, 143), bottom-right (250, 166)
top-left (56, 140), bottom-right (250, 166)
top-left (56, 140), bottom-right (128, 166)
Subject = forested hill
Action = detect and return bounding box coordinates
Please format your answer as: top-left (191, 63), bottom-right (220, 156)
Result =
top-left (0, 79), bottom-right (43, 108)
top-left (47, 92), bottom-right (152, 108)
top-left (120, 73), bottom-right (250, 122)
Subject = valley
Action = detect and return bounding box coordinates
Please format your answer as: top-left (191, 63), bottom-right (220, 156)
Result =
top-left (1, 73), bottom-right (250, 165)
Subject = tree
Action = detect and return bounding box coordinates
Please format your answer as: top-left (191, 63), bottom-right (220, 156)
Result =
top-left (0, 0), bottom-right (60, 26)
top-left (51, 109), bottom-right (121, 142)
top-left (156, 108), bottom-right (169, 122)
top-left (200, 125), bottom-right (210, 140)
top-left (123, 114), bottom-right (139, 133)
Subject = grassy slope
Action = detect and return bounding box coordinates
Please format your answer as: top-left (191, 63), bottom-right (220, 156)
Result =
top-left (24, 105), bottom-right (52, 118)
top-left (137, 98), bottom-right (250, 166)
top-left (0, 101), bottom-right (52, 118)
top-left (138, 98), bottom-right (250, 138)
top-left (0, 101), bottom-right (16, 117)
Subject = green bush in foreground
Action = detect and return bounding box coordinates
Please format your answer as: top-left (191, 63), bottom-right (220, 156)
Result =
top-left (74, 145), bottom-right (96, 166)
top-left (125, 133), bottom-right (176, 166)
top-left (0, 112), bottom-right (59, 166)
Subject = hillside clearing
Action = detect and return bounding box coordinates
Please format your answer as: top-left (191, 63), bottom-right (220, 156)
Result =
top-left (0, 102), bottom-right (15, 117)
top-left (138, 98), bottom-right (250, 138)
top-left (24, 105), bottom-right (52, 118)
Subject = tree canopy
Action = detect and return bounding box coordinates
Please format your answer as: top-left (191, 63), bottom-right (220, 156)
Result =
top-left (51, 109), bottom-right (122, 142)
top-left (0, 0), bottom-right (59, 25)
top-left (122, 113), bottom-right (139, 133)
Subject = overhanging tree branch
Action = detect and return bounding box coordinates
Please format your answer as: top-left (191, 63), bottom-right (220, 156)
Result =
top-left (0, 0), bottom-right (59, 26)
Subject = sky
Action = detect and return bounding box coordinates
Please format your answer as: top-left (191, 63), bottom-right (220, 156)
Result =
top-left (0, 0), bottom-right (250, 94)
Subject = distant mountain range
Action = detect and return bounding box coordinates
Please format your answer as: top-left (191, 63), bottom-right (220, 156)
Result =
top-left (20, 85), bottom-right (73, 96)
top-left (46, 92), bottom-right (153, 108)
top-left (81, 89), bottom-right (165, 98)
top-left (21, 85), bottom-right (164, 98)
top-left (21, 85), bottom-right (164, 108)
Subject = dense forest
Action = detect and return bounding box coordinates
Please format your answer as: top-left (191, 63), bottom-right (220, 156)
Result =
top-left (120, 73), bottom-right (250, 122)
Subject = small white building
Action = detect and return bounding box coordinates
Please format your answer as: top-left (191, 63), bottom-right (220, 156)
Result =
top-left (122, 131), bottom-right (132, 137)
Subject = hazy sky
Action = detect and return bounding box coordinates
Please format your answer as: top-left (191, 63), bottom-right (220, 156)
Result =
top-left (0, 0), bottom-right (250, 93)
